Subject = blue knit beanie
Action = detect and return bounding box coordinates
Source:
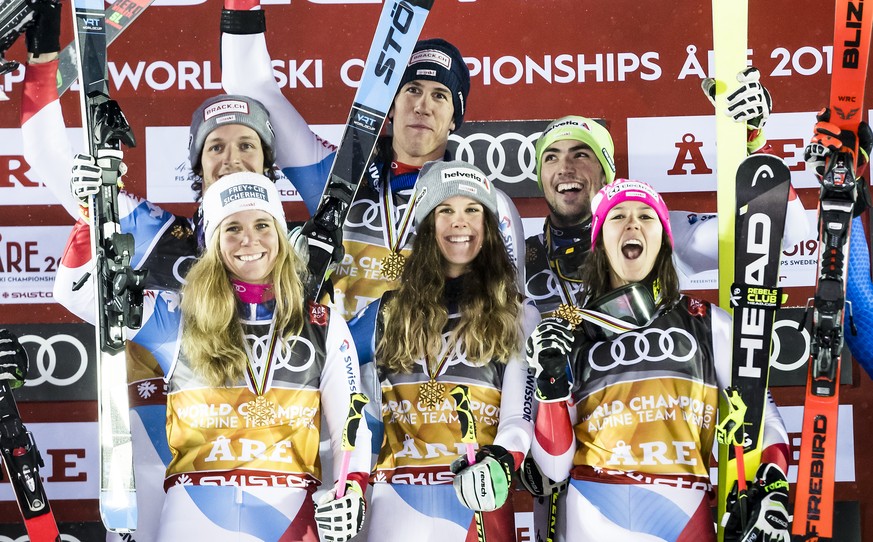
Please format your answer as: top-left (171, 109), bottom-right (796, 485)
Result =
top-left (398, 38), bottom-right (471, 128)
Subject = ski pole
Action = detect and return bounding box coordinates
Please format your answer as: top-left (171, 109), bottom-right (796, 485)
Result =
top-left (716, 387), bottom-right (749, 532)
top-left (449, 385), bottom-right (486, 542)
top-left (335, 393), bottom-right (369, 498)
top-left (546, 490), bottom-right (559, 542)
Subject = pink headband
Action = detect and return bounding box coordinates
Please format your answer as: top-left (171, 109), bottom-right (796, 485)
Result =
top-left (590, 179), bottom-right (673, 248)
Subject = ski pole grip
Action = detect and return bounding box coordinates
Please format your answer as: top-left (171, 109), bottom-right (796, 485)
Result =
top-left (335, 392), bottom-right (369, 499)
top-left (449, 385), bottom-right (477, 464)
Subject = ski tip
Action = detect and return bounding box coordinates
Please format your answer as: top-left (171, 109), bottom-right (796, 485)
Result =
top-left (99, 490), bottom-right (138, 533)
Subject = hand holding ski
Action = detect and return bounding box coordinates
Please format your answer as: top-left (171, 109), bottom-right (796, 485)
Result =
top-left (302, 0), bottom-right (434, 300)
top-left (72, 0), bottom-right (144, 531)
top-left (793, 2), bottom-right (873, 539)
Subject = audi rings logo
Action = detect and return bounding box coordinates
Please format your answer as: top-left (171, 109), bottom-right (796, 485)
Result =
top-left (20, 334), bottom-right (89, 387)
top-left (588, 327), bottom-right (698, 371)
top-left (449, 131), bottom-right (539, 184)
top-left (770, 318), bottom-right (811, 372)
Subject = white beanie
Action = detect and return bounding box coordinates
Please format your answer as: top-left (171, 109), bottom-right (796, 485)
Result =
top-left (202, 172), bottom-right (287, 246)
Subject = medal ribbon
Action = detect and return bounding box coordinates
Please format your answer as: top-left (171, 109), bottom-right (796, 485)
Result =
top-left (380, 182), bottom-right (418, 255)
top-left (544, 218), bottom-right (585, 308)
top-left (243, 317), bottom-right (281, 396)
top-left (425, 331), bottom-right (458, 382)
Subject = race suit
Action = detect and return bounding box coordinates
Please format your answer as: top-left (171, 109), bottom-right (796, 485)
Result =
top-left (350, 279), bottom-right (539, 542)
top-left (54, 220), bottom-right (371, 542)
top-left (531, 296), bottom-right (789, 541)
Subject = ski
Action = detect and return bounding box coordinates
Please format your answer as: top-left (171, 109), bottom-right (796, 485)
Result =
top-left (710, 1), bottom-right (751, 539)
top-left (792, 1), bottom-right (873, 540)
top-left (71, 0), bottom-right (145, 532)
top-left (0, 381), bottom-right (61, 542)
top-left (302, 0), bottom-right (434, 299)
top-left (719, 154), bottom-right (791, 541)
top-left (57, 0), bottom-right (154, 96)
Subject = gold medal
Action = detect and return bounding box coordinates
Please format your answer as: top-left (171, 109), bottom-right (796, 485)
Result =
top-left (554, 303), bottom-right (583, 328)
top-left (418, 379), bottom-right (446, 409)
top-left (380, 251), bottom-right (406, 281)
top-left (244, 395), bottom-right (277, 427)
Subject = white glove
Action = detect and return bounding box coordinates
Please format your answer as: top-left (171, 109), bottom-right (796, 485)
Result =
top-left (702, 67), bottom-right (772, 130)
top-left (71, 150), bottom-right (129, 206)
top-left (723, 463), bottom-right (792, 542)
top-left (288, 225), bottom-right (310, 263)
top-left (725, 67), bottom-right (772, 130)
top-left (71, 153), bottom-right (102, 207)
top-left (803, 141), bottom-right (829, 179)
top-left (314, 481), bottom-right (366, 542)
top-left (450, 445), bottom-right (515, 512)
top-left (0, 329), bottom-right (28, 389)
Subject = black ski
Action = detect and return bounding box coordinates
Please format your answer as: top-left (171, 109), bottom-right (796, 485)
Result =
top-left (58, 0), bottom-right (154, 95)
top-left (718, 153), bottom-right (791, 540)
top-left (0, 381), bottom-right (60, 542)
top-left (71, 0), bottom-right (145, 532)
top-left (303, 0), bottom-right (434, 300)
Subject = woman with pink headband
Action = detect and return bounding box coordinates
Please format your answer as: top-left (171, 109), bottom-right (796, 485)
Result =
top-left (524, 179), bottom-right (791, 541)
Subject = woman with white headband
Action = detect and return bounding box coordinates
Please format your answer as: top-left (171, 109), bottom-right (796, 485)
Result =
top-left (55, 171), bottom-right (371, 542)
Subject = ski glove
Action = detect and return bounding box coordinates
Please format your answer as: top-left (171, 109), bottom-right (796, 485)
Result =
top-left (703, 67), bottom-right (772, 130)
top-left (0, 330), bottom-right (28, 389)
top-left (314, 480), bottom-right (366, 542)
top-left (804, 107), bottom-right (873, 176)
top-left (723, 463), bottom-right (791, 542)
top-left (287, 225), bottom-right (310, 263)
top-left (25, 0), bottom-right (60, 56)
top-left (519, 455), bottom-right (568, 497)
top-left (525, 317), bottom-right (574, 402)
top-left (450, 445), bottom-right (515, 512)
top-left (71, 152), bottom-right (128, 217)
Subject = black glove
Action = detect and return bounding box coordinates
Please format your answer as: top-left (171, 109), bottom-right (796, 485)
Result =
top-left (25, 0), bottom-right (60, 56)
top-left (723, 463), bottom-right (791, 542)
top-left (450, 444), bottom-right (515, 511)
top-left (302, 217), bottom-right (345, 274)
top-left (0, 330), bottom-right (28, 389)
top-left (525, 317), bottom-right (574, 401)
top-left (518, 455), bottom-right (568, 497)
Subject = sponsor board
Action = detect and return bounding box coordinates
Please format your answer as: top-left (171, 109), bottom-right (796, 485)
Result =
top-left (0, 129), bottom-right (84, 206)
top-left (779, 209), bottom-right (820, 288)
top-left (0, 226), bottom-right (72, 304)
top-left (710, 404), bottom-right (855, 484)
top-left (0, 422), bottom-right (98, 501)
top-left (627, 112), bottom-right (824, 193)
top-left (449, 120), bottom-right (547, 196)
top-left (1, 324), bottom-right (96, 401)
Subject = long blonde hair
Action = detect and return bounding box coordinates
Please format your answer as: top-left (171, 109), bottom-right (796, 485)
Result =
top-left (376, 210), bottom-right (521, 373)
top-left (180, 217), bottom-right (307, 387)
